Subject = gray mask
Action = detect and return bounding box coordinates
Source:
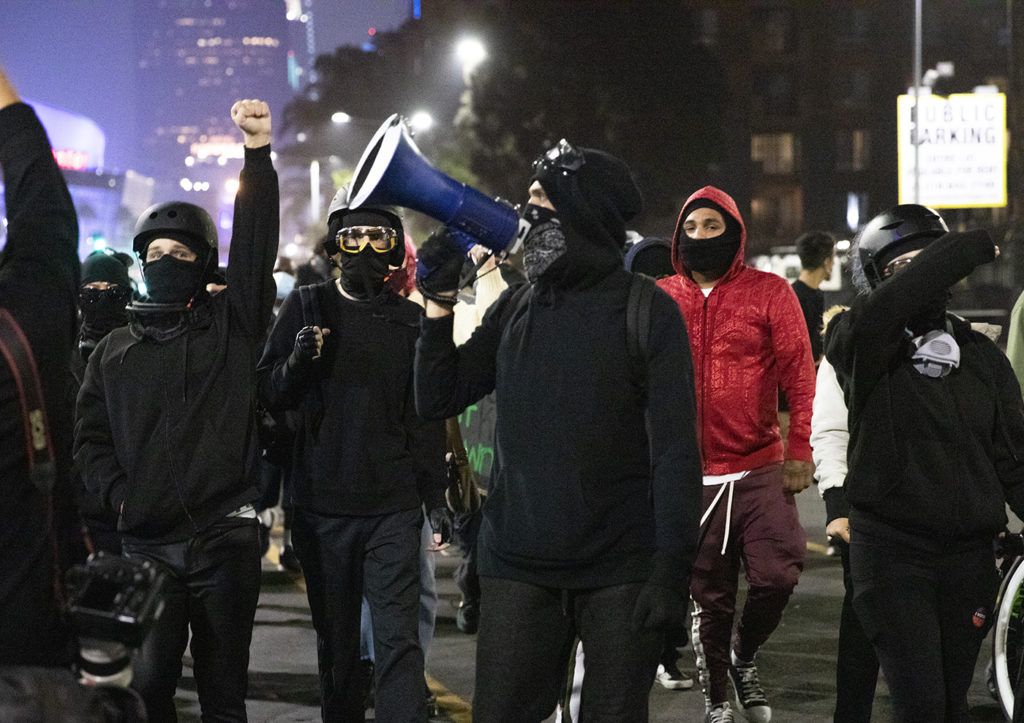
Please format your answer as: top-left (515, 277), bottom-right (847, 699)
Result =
top-left (522, 205), bottom-right (567, 281)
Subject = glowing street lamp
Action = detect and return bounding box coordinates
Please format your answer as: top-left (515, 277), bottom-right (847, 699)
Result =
top-left (455, 37), bottom-right (487, 78)
top-left (408, 111), bottom-right (434, 133)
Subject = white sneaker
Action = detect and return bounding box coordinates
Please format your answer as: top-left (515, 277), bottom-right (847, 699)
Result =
top-left (656, 662), bottom-right (694, 690)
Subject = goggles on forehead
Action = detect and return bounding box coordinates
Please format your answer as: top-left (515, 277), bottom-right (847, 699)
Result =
top-left (79, 286), bottom-right (132, 306)
top-left (336, 226), bottom-right (397, 254)
top-left (531, 138), bottom-right (585, 177)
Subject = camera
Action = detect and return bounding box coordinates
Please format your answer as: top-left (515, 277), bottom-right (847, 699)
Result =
top-left (65, 553), bottom-right (167, 685)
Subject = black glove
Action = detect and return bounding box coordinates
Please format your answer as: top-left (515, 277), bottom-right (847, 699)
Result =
top-left (416, 227), bottom-right (471, 299)
top-left (630, 582), bottom-right (685, 632)
top-left (427, 505), bottom-right (454, 546)
top-left (290, 325), bottom-right (322, 364)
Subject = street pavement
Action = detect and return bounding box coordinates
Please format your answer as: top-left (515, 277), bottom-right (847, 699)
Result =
top-left (171, 490), bottom-right (1009, 722)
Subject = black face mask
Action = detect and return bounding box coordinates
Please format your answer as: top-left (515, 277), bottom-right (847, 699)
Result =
top-left (521, 204), bottom-right (567, 281)
top-left (142, 256), bottom-right (206, 305)
top-left (680, 226), bottom-right (741, 275)
top-left (338, 248), bottom-right (391, 300)
top-left (79, 286), bottom-right (131, 341)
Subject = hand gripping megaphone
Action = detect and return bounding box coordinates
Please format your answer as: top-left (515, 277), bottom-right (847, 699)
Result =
top-left (347, 114), bottom-right (522, 257)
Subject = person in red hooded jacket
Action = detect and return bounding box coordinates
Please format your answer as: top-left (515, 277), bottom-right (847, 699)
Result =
top-left (656, 186), bottom-right (816, 723)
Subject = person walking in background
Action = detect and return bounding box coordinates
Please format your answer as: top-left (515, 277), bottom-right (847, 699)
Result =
top-left (791, 231), bottom-right (836, 366)
top-left (657, 186), bottom-right (815, 723)
top-left (75, 98), bottom-right (278, 721)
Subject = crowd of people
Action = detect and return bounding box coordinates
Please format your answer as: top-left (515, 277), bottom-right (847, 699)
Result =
top-left (5, 51), bottom-right (1024, 723)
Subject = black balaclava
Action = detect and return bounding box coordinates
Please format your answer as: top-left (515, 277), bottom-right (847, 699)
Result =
top-left (328, 208), bottom-right (404, 301)
top-left (79, 252), bottom-right (132, 353)
top-left (678, 198), bottom-right (742, 277)
top-left (528, 145), bottom-right (643, 290)
top-left (141, 231), bottom-right (210, 305)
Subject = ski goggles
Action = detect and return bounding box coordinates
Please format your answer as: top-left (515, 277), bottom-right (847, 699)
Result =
top-left (336, 226), bottom-right (397, 254)
top-left (532, 138), bottom-right (585, 177)
top-left (79, 285), bottom-right (132, 306)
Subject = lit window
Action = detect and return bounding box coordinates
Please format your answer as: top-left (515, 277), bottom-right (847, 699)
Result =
top-left (751, 133), bottom-right (798, 174)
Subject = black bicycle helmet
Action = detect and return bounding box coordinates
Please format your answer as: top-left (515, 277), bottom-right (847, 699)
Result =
top-left (324, 187), bottom-right (405, 268)
top-left (133, 201), bottom-right (218, 257)
top-left (855, 204), bottom-right (948, 289)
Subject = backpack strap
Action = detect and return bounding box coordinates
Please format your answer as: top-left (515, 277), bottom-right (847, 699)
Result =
top-left (299, 283), bottom-right (323, 329)
top-left (0, 308), bottom-right (56, 492)
top-left (627, 273), bottom-right (656, 370)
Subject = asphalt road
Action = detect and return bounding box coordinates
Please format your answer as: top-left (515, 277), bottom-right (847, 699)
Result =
top-left (170, 490), bottom-right (1009, 722)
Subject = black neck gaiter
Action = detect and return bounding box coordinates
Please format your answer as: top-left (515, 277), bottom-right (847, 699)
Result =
top-left (338, 249), bottom-right (390, 300)
top-left (143, 256), bottom-right (206, 305)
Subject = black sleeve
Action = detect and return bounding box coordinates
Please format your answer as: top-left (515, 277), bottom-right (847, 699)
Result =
top-left (403, 372), bottom-right (447, 511)
top-left (645, 289), bottom-right (703, 593)
top-left (257, 289), bottom-right (313, 411)
top-left (825, 229), bottom-right (995, 392)
top-left (74, 342), bottom-right (126, 513)
top-left (226, 144), bottom-right (279, 345)
top-left (413, 287), bottom-right (518, 420)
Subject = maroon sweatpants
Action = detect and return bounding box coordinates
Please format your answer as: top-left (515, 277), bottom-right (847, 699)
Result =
top-left (689, 462), bottom-right (806, 704)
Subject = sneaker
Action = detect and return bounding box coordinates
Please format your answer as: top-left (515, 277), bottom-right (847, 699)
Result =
top-left (279, 544), bottom-right (302, 572)
top-left (705, 702), bottom-right (735, 723)
top-left (729, 655), bottom-right (771, 723)
top-left (456, 599), bottom-right (479, 634)
top-left (656, 661), bottom-right (694, 690)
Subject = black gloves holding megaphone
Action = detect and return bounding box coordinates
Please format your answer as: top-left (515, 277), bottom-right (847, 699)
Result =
top-left (416, 226), bottom-right (476, 308)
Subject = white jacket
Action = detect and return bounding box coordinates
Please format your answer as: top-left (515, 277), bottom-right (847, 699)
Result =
top-left (811, 357), bottom-right (848, 497)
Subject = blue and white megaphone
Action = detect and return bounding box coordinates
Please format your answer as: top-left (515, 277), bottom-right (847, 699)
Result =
top-left (347, 114), bottom-right (522, 257)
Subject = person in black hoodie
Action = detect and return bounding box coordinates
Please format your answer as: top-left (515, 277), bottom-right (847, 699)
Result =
top-left (257, 193), bottom-right (447, 722)
top-left (414, 140), bottom-right (703, 721)
top-left (824, 204), bottom-right (1024, 722)
top-left (0, 60), bottom-right (80, 669)
top-left (74, 99), bottom-right (278, 721)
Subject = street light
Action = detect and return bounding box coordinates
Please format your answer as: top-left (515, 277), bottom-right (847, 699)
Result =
top-left (408, 111), bottom-right (434, 133)
top-left (455, 37), bottom-right (487, 78)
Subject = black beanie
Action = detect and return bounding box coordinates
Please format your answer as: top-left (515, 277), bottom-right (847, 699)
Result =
top-left (624, 236), bottom-right (673, 277)
top-left (680, 197), bottom-right (742, 241)
top-left (533, 146), bottom-right (643, 247)
top-left (81, 251), bottom-right (132, 288)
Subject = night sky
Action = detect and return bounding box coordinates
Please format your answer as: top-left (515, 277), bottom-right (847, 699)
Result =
top-left (0, 0), bottom-right (411, 172)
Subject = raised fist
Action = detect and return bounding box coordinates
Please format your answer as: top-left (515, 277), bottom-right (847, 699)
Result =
top-left (231, 99), bottom-right (271, 147)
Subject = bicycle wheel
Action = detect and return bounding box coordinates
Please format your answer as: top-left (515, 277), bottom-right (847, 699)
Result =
top-left (993, 557), bottom-right (1024, 720)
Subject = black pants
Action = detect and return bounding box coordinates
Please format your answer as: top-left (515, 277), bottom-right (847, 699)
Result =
top-left (453, 508), bottom-right (481, 604)
top-left (474, 576), bottom-right (660, 723)
top-left (833, 538), bottom-right (879, 723)
top-left (850, 516), bottom-right (997, 723)
top-left (292, 506), bottom-right (424, 723)
top-left (123, 517), bottom-right (261, 723)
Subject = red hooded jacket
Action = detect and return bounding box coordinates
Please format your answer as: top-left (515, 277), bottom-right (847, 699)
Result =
top-left (656, 186), bottom-right (815, 474)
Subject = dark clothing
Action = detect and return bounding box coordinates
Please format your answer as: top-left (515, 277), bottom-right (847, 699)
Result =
top-left (850, 514), bottom-right (996, 723)
top-left (824, 229), bottom-right (1024, 721)
top-left (258, 281), bottom-right (444, 722)
top-left (0, 102), bottom-right (79, 666)
top-left (833, 538), bottom-right (879, 723)
top-left (474, 577), bottom-right (660, 722)
top-left (124, 517), bottom-right (261, 723)
top-left (824, 230), bottom-right (1024, 539)
top-left (75, 144), bottom-right (279, 545)
top-left (688, 463), bottom-right (805, 702)
top-left (258, 281), bottom-right (445, 515)
top-left (415, 268), bottom-right (701, 594)
top-left (791, 278), bottom-right (824, 362)
top-left (292, 507), bottom-right (424, 722)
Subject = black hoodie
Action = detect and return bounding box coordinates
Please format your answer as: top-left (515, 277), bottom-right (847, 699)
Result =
top-left (415, 149), bottom-right (702, 592)
top-left (74, 145), bottom-right (279, 544)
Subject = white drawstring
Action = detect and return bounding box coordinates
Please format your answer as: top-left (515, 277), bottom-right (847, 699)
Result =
top-left (700, 478), bottom-right (736, 555)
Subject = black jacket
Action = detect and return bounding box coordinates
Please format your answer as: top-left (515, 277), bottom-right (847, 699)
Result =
top-left (825, 230), bottom-right (1024, 539)
top-left (74, 145), bottom-right (278, 544)
top-left (257, 281), bottom-right (445, 516)
top-left (0, 102), bottom-right (80, 665)
top-left (415, 266), bottom-right (702, 593)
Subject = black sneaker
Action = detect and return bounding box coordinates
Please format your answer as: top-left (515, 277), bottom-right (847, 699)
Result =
top-left (279, 544), bottom-right (302, 572)
top-left (655, 661), bottom-right (694, 690)
top-left (728, 656), bottom-right (771, 722)
top-left (456, 599), bottom-right (479, 634)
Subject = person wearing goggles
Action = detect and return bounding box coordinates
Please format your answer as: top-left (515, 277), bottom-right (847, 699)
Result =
top-left (258, 194), bottom-right (448, 721)
top-left (414, 139), bottom-right (702, 720)
top-left (75, 250), bottom-right (134, 367)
